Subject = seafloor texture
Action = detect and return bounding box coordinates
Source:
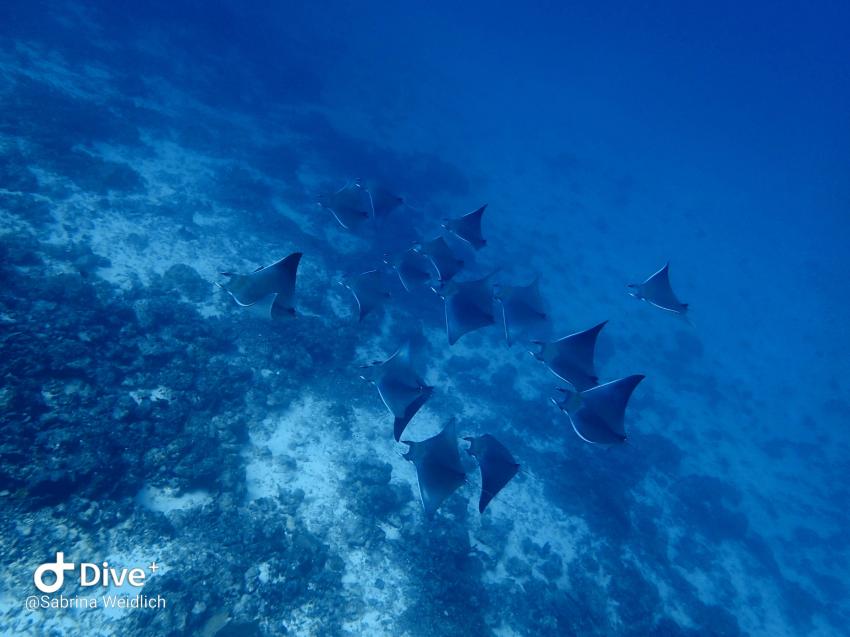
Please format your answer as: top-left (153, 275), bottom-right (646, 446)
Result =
top-left (1, 3), bottom-right (849, 637)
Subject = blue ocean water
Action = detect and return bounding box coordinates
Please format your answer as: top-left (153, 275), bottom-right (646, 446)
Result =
top-left (1, 1), bottom-right (848, 635)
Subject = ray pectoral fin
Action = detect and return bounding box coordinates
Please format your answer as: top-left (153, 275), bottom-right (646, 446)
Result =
top-left (393, 416), bottom-right (409, 442)
top-left (633, 262), bottom-right (688, 313)
top-left (270, 295), bottom-right (297, 320)
top-left (320, 181), bottom-right (372, 229)
top-left (393, 387), bottom-right (433, 441)
top-left (572, 375), bottom-right (644, 443)
top-left (473, 435), bottom-right (519, 513)
top-left (444, 279), bottom-right (497, 344)
top-left (349, 269), bottom-right (390, 321)
top-left (499, 279), bottom-right (550, 344)
top-left (446, 306), bottom-right (493, 345)
top-left (445, 204), bottom-right (487, 249)
top-left (243, 293), bottom-right (278, 320)
top-left (221, 252), bottom-right (302, 310)
top-left (419, 461), bottom-right (466, 519)
top-left (478, 488), bottom-right (496, 513)
top-left (407, 422), bottom-right (466, 517)
top-left (375, 346), bottom-right (432, 439)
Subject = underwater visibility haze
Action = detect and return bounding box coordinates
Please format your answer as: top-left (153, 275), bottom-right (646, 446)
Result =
top-left (1, 1), bottom-right (849, 635)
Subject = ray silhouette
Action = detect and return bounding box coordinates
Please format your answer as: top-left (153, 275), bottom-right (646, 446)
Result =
top-left (386, 248), bottom-right (435, 292)
top-left (628, 262), bottom-right (689, 315)
top-left (464, 434), bottom-right (519, 513)
top-left (361, 340), bottom-right (433, 441)
top-left (495, 277), bottom-right (550, 345)
top-left (364, 181), bottom-right (405, 219)
top-left (553, 374), bottom-right (645, 444)
top-left (442, 204), bottom-right (487, 250)
top-left (416, 236), bottom-right (464, 284)
top-left (437, 274), bottom-right (496, 345)
top-left (340, 269), bottom-right (391, 321)
top-left (532, 321), bottom-right (607, 391)
top-left (403, 421), bottom-right (466, 518)
top-left (318, 180), bottom-right (372, 230)
top-left (217, 252), bottom-right (302, 320)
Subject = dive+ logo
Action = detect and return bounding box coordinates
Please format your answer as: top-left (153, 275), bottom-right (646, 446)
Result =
top-left (33, 552), bottom-right (156, 593)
